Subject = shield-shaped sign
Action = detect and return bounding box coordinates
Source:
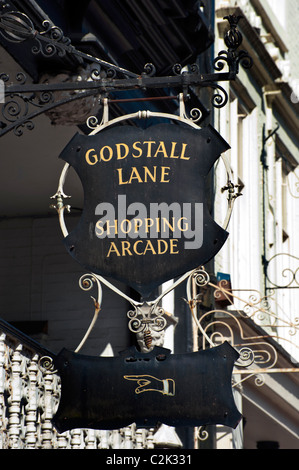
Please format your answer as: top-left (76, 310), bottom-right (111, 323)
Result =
top-left (59, 123), bottom-right (230, 298)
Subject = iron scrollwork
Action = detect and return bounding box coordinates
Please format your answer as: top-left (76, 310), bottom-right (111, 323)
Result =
top-left (38, 355), bottom-right (57, 374)
top-left (286, 167), bottom-right (299, 199)
top-left (0, 7), bottom-right (253, 136)
top-left (0, 70), bottom-right (55, 135)
top-left (0, 5), bottom-right (136, 77)
top-left (264, 253), bottom-right (299, 289)
top-left (127, 303), bottom-right (168, 351)
top-left (0, 10), bottom-right (73, 58)
top-left (213, 15), bottom-right (253, 74)
top-left (185, 266), bottom-right (299, 389)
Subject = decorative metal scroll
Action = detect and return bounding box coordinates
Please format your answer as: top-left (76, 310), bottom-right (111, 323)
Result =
top-left (184, 270), bottom-right (299, 390)
top-left (0, 7), bottom-right (253, 137)
top-left (50, 101), bottom-right (241, 351)
top-left (213, 14), bottom-right (253, 74)
top-left (0, 7), bottom-right (137, 77)
top-left (264, 253), bottom-right (299, 289)
top-left (284, 162), bottom-right (299, 199)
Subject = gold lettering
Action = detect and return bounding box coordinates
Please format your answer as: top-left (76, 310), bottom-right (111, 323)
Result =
top-left (161, 166), bottom-right (171, 183)
top-left (105, 239), bottom-right (180, 257)
top-left (134, 219), bottom-right (143, 233)
top-left (180, 143), bottom-right (190, 160)
top-left (132, 141), bottom-right (143, 158)
top-left (116, 143), bottom-right (129, 160)
top-left (133, 240), bottom-right (143, 255)
top-left (155, 217), bottom-right (160, 233)
top-left (162, 217), bottom-right (175, 233)
top-left (85, 148), bottom-right (98, 165)
top-left (170, 239), bottom-right (179, 254)
top-left (157, 239), bottom-right (168, 254)
top-left (145, 218), bottom-right (154, 233)
top-left (85, 141), bottom-right (190, 167)
top-left (177, 217), bottom-right (188, 231)
top-left (95, 220), bottom-right (104, 236)
top-left (107, 242), bottom-right (121, 257)
top-left (153, 141), bottom-right (168, 158)
top-left (143, 166), bottom-right (157, 182)
top-left (106, 219), bottom-right (118, 236)
top-left (170, 142), bottom-right (179, 159)
top-left (143, 141), bottom-right (156, 157)
top-left (121, 241), bottom-right (132, 256)
top-left (143, 240), bottom-right (156, 255)
top-left (116, 168), bottom-right (128, 185)
top-left (120, 219), bottom-right (132, 234)
top-left (100, 146), bottom-right (113, 162)
top-left (128, 167), bottom-right (143, 184)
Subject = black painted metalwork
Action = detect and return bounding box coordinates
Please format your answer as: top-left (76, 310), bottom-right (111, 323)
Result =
top-left (52, 342), bottom-right (242, 432)
top-left (0, 6), bottom-right (253, 136)
top-left (214, 14), bottom-right (253, 74)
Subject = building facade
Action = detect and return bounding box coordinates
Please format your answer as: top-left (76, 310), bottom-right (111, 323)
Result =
top-left (211, 0), bottom-right (299, 449)
top-left (0, 0), bottom-right (298, 449)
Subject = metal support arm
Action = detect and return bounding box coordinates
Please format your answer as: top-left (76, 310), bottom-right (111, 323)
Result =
top-left (0, 9), bottom-right (252, 136)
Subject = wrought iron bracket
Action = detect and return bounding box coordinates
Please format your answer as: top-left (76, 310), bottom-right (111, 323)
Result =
top-left (0, 8), bottom-right (253, 136)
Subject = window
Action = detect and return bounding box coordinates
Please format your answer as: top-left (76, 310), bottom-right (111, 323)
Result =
top-left (275, 137), bottom-right (298, 245)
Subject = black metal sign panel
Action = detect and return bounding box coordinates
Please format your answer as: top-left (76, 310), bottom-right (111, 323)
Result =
top-left (59, 123), bottom-right (230, 297)
top-left (52, 342), bottom-right (242, 432)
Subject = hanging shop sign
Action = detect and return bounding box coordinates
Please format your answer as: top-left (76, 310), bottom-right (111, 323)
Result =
top-left (59, 122), bottom-right (230, 297)
top-left (52, 341), bottom-right (242, 432)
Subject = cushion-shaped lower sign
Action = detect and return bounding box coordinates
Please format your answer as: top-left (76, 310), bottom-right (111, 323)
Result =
top-left (52, 342), bottom-right (242, 432)
top-left (59, 123), bottom-right (230, 298)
